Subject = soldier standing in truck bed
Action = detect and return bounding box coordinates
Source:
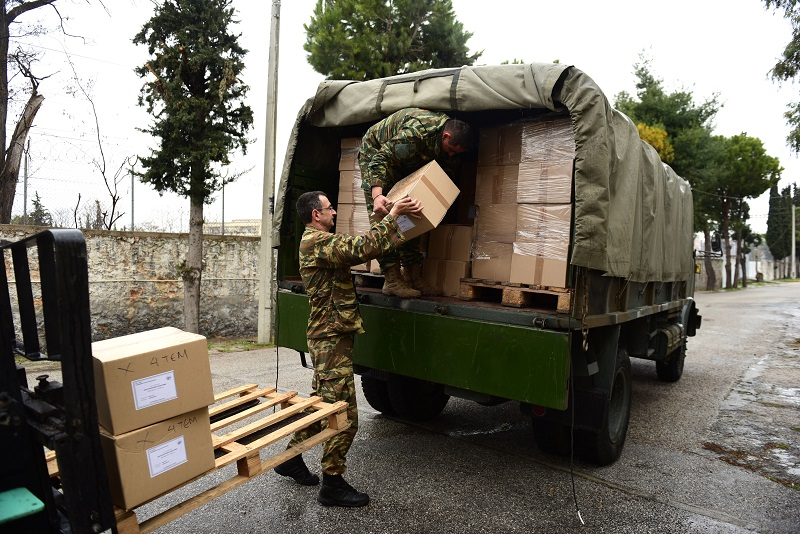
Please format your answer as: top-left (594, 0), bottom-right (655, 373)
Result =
top-left (273, 190), bottom-right (421, 507)
top-left (359, 107), bottom-right (472, 298)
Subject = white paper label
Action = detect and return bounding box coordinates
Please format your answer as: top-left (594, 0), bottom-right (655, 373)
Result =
top-left (146, 435), bottom-right (188, 478)
top-left (131, 370), bottom-right (178, 410)
top-left (396, 214), bottom-right (416, 233)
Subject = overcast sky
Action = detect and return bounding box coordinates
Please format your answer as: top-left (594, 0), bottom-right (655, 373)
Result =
top-left (13, 0), bottom-right (797, 233)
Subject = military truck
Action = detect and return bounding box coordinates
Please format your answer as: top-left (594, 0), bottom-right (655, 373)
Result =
top-left (272, 63), bottom-right (702, 466)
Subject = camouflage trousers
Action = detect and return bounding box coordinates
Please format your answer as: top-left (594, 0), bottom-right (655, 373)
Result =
top-left (363, 187), bottom-right (424, 270)
top-left (288, 334), bottom-right (358, 475)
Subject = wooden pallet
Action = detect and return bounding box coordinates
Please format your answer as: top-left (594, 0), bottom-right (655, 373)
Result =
top-left (458, 278), bottom-right (571, 313)
top-left (47, 384), bottom-right (349, 534)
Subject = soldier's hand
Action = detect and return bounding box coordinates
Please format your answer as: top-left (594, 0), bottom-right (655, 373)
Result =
top-left (373, 195), bottom-right (391, 217)
top-left (389, 196), bottom-right (423, 219)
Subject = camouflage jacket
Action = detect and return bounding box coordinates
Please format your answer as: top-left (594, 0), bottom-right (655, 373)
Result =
top-left (300, 215), bottom-right (405, 339)
top-left (359, 108), bottom-right (459, 193)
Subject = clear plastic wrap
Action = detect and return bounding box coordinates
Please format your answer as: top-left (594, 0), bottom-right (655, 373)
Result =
top-left (514, 204), bottom-right (572, 260)
top-left (474, 204), bottom-right (517, 243)
top-left (474, 165), bottom-right (519, 205)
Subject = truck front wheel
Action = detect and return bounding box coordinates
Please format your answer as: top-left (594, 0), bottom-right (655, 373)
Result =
top-left (387, 375), bottom-right (450, 421)
top-left (656, 340), bottom-right (686, 382)
top-left (577, 347), bottom-right (632, 465)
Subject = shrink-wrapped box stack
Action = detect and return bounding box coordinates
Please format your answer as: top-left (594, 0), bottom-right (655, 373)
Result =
top-left (92, 327), bottom-right (216, 510)
top-left (336, 138), bottom-right (372, 272)
top-left (474, 116), bottom-right (574, 287)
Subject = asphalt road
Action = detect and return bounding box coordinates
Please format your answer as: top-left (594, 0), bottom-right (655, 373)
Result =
top-left (135, 282), bottom-right (799, 533)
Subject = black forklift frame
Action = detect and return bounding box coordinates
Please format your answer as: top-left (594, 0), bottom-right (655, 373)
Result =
top-left (0, 230), bottom-right (115, 533)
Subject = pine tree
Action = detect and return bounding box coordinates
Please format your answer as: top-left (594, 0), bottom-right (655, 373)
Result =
top-left (134, 0), bottom-right (253, 333)
top-left (304, 0), bottom-right (481, 80)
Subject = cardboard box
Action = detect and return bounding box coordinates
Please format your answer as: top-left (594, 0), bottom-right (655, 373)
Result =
top-left (515, 204), bottom-right (572, 252)
top-left (471, 241), bottom-right (513, 282)
top-left (427, 224), bottom-right (473, 261)
top-left (338, 170), bottom-right (365, 205)
top-left (474, 204), bottom-right (517, 243)
top-left (341, 137), bottom-right (361, 149)
top-left (385, 161), bottom-right (460, 241)
top-left (92, 328), bottom-right (214, 435)
top-left (334, 203), bottom-right (372, 235)
top-left (510, 244), bottom-right (569, 288)
top-left (478, 123), bottom-right (523, 166)
top-left (519, 117), bottom-right (575, 162)
top-left (516, 161), bottom-right (573, 204)
top-left (100, 407), bottom-right (215, 510)
top-left (351, 259), bottom-right (373, 273)
top-left (339, 148), bottom-right (358, 171)
top-left (423, 259), bottom-right (469, 297)
top-left (475, 165), bottom-right (519, 205)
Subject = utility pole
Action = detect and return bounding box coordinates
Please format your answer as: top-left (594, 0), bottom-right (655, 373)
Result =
top-left (131, 169), bottom-right (135, 231)
top-left (257, 0), bottom-right (280, 343)
top-left (23, 138), bottom-right (29, 223)
top-left (792, 197), bottom-right (796, 278)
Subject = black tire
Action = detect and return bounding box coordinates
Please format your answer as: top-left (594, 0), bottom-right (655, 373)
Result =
top-left (361, 375), bottom-right (396, 415)
top-left (386, 374), bottom-right (450, 421)
top-left (656, 340), bottom-right (686, 382)
top-left (576, 347), bottom-right (632, 466)
top-left (531, 418), bottom-right (572, 456)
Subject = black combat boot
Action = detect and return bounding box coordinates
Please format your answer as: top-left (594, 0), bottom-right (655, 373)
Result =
top-left (317, 473), bottom-right (370, 507)
top-left (274, 453), bottom-right (319, 486)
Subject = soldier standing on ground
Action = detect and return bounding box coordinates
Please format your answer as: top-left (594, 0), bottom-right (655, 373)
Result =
top-left (273, 190), bottom-right (422, 507)
top-left (359, 107), bottom-right (473, 298)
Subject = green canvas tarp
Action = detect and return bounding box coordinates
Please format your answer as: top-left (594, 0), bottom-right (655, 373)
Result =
top-left (274, 63), bottom-right (695, 283)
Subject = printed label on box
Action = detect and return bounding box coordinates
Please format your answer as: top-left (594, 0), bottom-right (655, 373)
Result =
top-left (132, 371), bottom-right (178, 410)
top-left (396, 215), bottom-right (417, 233)
top-left (146, 435), bottom-right (189, 478)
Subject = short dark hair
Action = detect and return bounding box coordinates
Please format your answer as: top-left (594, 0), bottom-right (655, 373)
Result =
top-left (443, 119), bottom-right (473, 150)
top-left (296, 190), bottom-right (326, 224)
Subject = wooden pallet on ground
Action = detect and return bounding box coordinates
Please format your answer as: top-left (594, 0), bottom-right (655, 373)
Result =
top-left (459, 278), bottom-right (571, 313)
top-left (47, 384), bottom-right (349, 534)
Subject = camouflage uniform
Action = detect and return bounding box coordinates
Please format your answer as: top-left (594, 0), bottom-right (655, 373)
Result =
top-left (288, 214), bottom-right (405, 475)
top-left (359, 108), bottom-right (460, 269)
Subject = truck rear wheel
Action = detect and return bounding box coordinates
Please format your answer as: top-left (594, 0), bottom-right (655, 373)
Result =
top-left (361, 375), bottom-right (396, 415)
top-left (577, 347), bottom-right (632, 465)
top-left (656, 341), bottom-right (686, 382)
top-left (387, 375), bottom-right (450, 421)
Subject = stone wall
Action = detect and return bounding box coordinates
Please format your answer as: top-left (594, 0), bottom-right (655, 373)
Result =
top-left (1, 225), bottom-right (260, 340)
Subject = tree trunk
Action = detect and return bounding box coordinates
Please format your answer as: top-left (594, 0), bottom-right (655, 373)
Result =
top-left (741, 250), bottom-right (748, 288)
top-left (733, 237), bottom-right (741, 288)
top-left (0, 91), bottom-right (44, 222)
top-left (183, 198), bottom-right (203, 333)
top-left (703, 229), bottom-right (717, 291)
top-left (721, 199), bottom-right (732, 289)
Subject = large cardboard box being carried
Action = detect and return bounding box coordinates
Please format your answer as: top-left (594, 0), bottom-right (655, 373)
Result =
top-left (100, 407), bottom-right (215, 510)
top-left (92, 327), bottom-right (214, 435)
top-left (385, 161), bottom-right (460, 241)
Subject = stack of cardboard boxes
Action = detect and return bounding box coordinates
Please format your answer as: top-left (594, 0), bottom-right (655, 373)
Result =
top-left (92, 327), bottom-right (216, 510)
top-left (473, 116), bottom-right (574, 288)
top-left (336, 138), bottom-right (372, 272)
top-left (422, 224), bottom-right (472, 297)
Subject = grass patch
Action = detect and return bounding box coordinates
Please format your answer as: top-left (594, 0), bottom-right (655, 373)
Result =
top-left (763, 442), bottom-right (789, 451)
top-left (207, 338), bottom-right (273, 353)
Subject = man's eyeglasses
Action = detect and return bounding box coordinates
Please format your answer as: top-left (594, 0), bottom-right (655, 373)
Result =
top-left (317, 206), bottom-right (335, 212)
